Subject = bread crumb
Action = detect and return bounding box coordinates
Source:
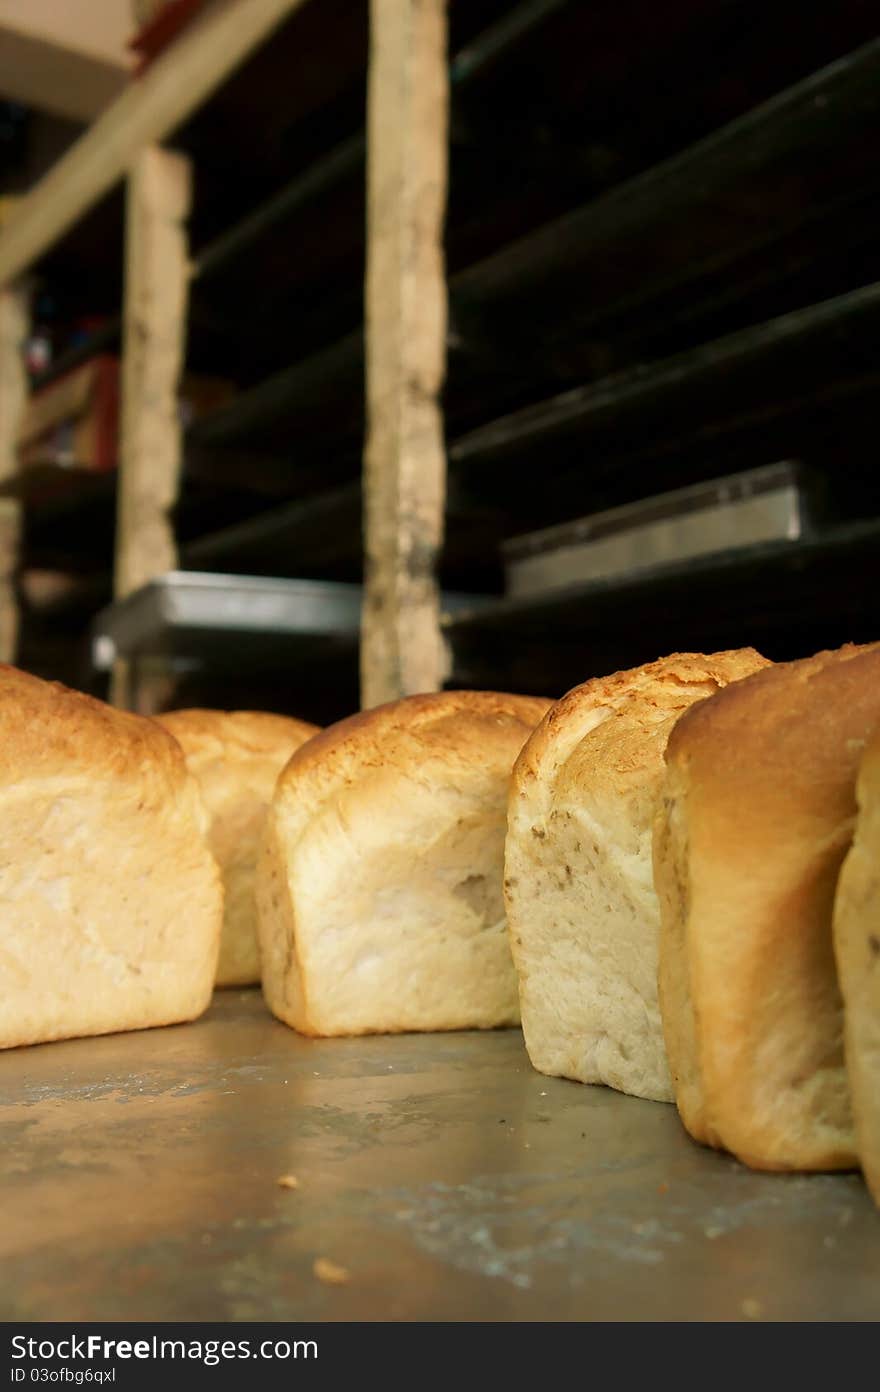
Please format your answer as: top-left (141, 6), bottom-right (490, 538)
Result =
top-left (314, 1257), bottom-right (350, 1285)
top-left (657, 1182), bottom-right (669, 1195)
top-left (277, 1174), bottom-right (299, 1190)
top-left (741, 1297), bottom-right (762, 1319)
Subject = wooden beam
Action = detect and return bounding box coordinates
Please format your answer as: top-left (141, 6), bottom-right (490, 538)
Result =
top-left (0, 0), bottom-right (309, 289)
top-left (0, 283), bottom-right (30, 664)
top-left (361, 0), bottom-right (449, 707)
top-left (111, 145), bottom-right (191, 712)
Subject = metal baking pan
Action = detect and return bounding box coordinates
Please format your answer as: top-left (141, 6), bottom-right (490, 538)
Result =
top-left (91, 572), bottom-right (362, 670)
top-left (503, 462), bottom-right (808, 598)
top-left (91, 571), bottom-right (487, 670)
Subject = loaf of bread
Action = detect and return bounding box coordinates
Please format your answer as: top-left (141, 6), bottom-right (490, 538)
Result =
top-left (0, 666), bottom-right (222, 1049)
top-left (157, 709), bottom-right (319, 987)
top-left (655, 643), bottom-right (880, 1171)
top-left (505, 649), bottom-right (769, 1102)
top-left (833, 723), bottom-right (880, 1204)
top-left (256, 690), bottom-right (552, 1036)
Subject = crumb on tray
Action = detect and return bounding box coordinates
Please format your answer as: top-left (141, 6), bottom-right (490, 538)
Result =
top-left (277, 1173), bottom-right (300, 1190)
top-left (313, 1257), bottom-right (350, 1286)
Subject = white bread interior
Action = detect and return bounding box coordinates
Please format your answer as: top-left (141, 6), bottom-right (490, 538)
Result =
top-left (506, 649), bottom-right (769, 1102)
top-left (256, 690), bottom-right (551, 1036)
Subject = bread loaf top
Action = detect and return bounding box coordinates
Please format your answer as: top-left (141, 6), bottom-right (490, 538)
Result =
top-left (158, 708), bottom-right (319, 762)
top-left (0, 664), bottom-right (191, 804)
top-left (275, 689), bottom-right (553, 835)
top-left (512, 650), bottom-right (769, 817)
top-left (665, 642), bottom-right (880, 806)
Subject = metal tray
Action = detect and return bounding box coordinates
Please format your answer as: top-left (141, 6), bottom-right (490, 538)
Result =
top-left (1, 990), bottom-right (876, 1321)
top-left (91, 571), bottom-right (484, 671)
top-left (503, 462), bottom-right (806, 598)
top-left (91, 572), bottom-right (362, 669)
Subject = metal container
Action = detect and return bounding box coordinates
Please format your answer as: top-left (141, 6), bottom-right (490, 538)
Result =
top-left (91, 572), bottom-right (363, 670)
top-left (503, 462), bottom-right (807, 598)
top-left (91, 571), bottom-right (487, 670)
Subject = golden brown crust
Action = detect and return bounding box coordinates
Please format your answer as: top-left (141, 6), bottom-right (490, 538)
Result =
top-left (659, 641), bottom-right (880, 1171)
top-left (666, 643), bottom-right (880, 780)
top-left (0, 664), bottom-right (187, 798)
top-left (833, 722), bottom-right (880, 1204)
top-left (278, 690), bottom-right (553, 830)
top-left (158, 708), bottom-right (319, 760)
top-left (654, 762), bottom-right (709, 1140)
top-left (512, 650), bottom-right (769, 798)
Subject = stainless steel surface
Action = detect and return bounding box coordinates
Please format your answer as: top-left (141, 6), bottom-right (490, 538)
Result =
top-left (91, 572), bottom-right (363, 668)
top-left (91, 572), bottom-right (486, 668)
top-left (504, 462), bottom-right (805, 598)
top-left (1, 991), bottom-right (877, 1321)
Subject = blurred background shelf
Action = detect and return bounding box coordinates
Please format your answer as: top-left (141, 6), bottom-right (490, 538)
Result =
top-left (90, 571), bottom-right (363, 720)
top-left (447, 519), bottom-right (880, 693)
top-left (176, 26), bottom-right (880, 501)
top-left (3, 0), bottom-right (880, 708)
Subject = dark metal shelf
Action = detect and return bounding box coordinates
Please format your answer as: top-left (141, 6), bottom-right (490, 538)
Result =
top-left (192, 0), bottom-right (569, 287)
top-left (451, 281), bottom-right (880, 471)
top-left (187, 32), bottom-right (880, 473)
top-left (180, 482), bottom-right (504, 590)
top-left (17, 279), bottom-right (880, 586)
top-left (90, 571), bottom-right (488, 672)
top-left (451, 35), bottom-right (880, 363)
top-left (184, 277), bottom-right (880, 549)
top-left (90, 572), bottom-right (362, 672)
top-left (447, 278), bottom-right (880, 527)
top-left (446, 519), bottom-right (880, 694)
top-left (187, 1), bottom-right (880, 382)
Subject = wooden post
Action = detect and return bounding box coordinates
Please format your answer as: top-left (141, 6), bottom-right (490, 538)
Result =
top-left (361, 0), bottom-right (450, 708)
top-left (111, 145), bottom-right (191, 712)
top-left (0, 283), bottom-right (29, 665)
